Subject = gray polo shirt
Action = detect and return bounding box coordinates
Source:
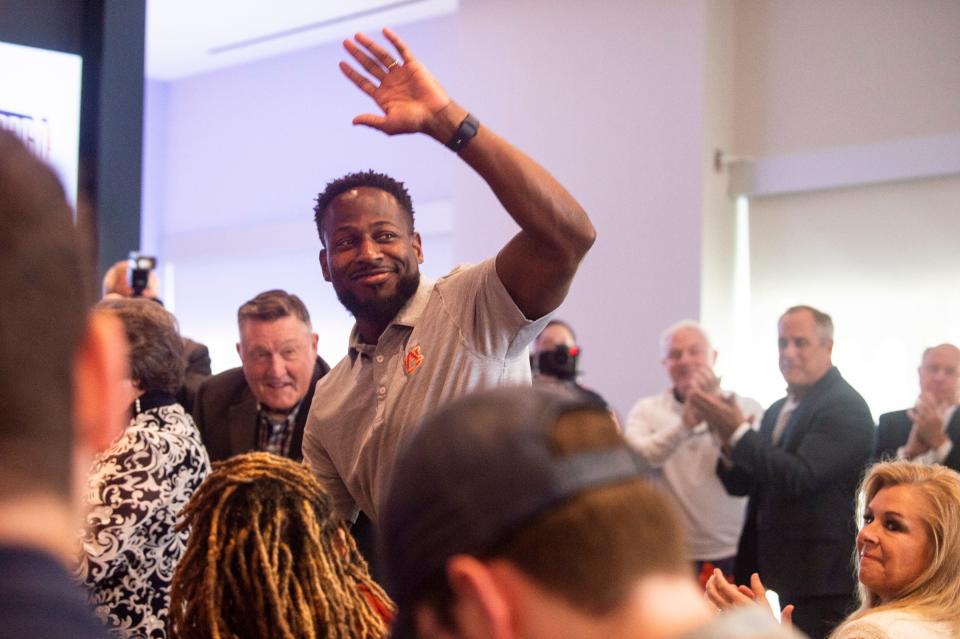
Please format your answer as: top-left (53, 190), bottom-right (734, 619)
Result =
top-left (303, 258), bottom-right (550, 524)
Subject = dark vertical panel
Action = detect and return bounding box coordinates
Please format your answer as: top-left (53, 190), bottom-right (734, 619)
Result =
top-left (0, 0), bottom-right (83, 52)
top-left (94, 0), bottom-right (145, 274)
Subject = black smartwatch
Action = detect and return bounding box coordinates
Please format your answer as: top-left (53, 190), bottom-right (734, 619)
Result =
top-left (446, 113), bottom-right (480, 152)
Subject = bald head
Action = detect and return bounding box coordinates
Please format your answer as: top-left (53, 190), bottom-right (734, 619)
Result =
top-left (919, 344), bottom-right (960, 406)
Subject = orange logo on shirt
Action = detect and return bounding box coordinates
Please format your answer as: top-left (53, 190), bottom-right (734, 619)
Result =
top-left (404, 345), bottom-right (424, 376)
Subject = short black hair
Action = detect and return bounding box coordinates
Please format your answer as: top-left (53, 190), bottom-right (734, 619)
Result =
top-left (313, 170), bottom-right (415, 246)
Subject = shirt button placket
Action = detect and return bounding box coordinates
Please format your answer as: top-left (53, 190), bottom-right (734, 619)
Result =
top-left (374, 350), bottom-right (388, 422)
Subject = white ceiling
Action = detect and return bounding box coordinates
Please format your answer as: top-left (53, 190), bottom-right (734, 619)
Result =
top-left (145, 0), bottom-right (457, 80)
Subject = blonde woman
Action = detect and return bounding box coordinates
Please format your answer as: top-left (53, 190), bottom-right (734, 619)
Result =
top-left (708, 461), bottom-right (960, 638)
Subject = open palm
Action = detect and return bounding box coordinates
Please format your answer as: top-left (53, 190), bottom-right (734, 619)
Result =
top-left (339, 28), bottom-right (451, 135)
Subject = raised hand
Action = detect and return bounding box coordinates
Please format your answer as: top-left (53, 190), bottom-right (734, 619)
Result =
top-left (912, 393), bottom-right (947, 449)
top-left (689, 366), bottom-right (720, 396)
top-left (705, 570), bottom-right (794, 625)
top-left (681, 400), bottom-right (704, 428)
top-left (339, 28), bottom-right (452, 137)
top-left (689, 390), bottom-right (744, 443)
top-left (902, 410), bottom-right (931, 459)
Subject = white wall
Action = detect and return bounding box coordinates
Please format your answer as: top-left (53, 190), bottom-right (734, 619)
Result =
top-left (745, 175), bottom-right (960, 415)
top-left (732, 0), bottom-right (960, 155)
top-left (700, 0), bottom-right (960, 416)
top-left (451, 0), bottom-right (710, 415)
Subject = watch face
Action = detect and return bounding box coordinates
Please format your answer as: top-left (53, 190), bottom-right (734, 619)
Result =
top-left (449, 115), bottom-right (479, 151)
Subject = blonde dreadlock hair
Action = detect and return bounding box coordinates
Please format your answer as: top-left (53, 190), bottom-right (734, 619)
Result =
top-left (169, 452), bottom-right (394, 639)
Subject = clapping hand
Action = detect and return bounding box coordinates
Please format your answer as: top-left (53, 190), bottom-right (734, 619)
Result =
top-left (681, 367), bottom-right (720, 428)
top-left (911, 393), bottom-right (948, 450)
top-left (688, 390), bottom-right (744, 444)
top-left (705, 570), bottom-right (794, 625)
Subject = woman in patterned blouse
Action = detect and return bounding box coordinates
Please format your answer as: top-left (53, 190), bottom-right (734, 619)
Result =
top-left (79, 298), bottom-right (210, 638)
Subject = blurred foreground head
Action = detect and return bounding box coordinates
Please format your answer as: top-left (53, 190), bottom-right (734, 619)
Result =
top-left (0, 129), bottom-right (126, 504)
top-left (381, 386), bottom-right (708, 639)
top-left (169, 452), bottom-right (394, 639)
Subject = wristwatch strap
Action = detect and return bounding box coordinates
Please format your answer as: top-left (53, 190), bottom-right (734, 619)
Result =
top-left (446, 113), bottom-right (480, 152)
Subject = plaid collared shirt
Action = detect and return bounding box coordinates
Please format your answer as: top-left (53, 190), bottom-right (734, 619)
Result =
top-left (256, 402), bottom-right (302, 458)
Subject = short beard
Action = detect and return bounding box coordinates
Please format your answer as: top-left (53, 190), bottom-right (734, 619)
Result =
top-left (335, 271), bottom-right (421, 327)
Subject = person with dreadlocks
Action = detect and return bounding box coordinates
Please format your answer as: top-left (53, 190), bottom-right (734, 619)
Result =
top-left (168, 452), bottom-right (394, 639)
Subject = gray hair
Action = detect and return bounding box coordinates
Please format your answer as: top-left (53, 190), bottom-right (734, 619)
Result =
top-left (237, 289), bottom-right (311, 329)
top-left (781, 305), bottom-right (834, 343)
top-left (97, 298), bottom-right (185, 395)
top-left (659, 320), bottom-right (713, 359)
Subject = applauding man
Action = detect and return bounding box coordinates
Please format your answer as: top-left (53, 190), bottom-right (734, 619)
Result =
top-left (690, 306), bottom-right (874, 639)
top-left (876, 343), bottom-right (960, 470)
top-left (303, 29), bottom-right (595, 525)
top-left (625, 321), bottom-right (762, 582)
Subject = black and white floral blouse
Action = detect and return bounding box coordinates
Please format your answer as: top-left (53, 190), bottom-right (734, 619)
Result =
top-left (79, 392), bottom-right (210, 639)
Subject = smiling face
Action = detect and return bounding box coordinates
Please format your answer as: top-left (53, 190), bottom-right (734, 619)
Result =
top-left (238, 315), bottom-right (319, 412)
top-left (778, 309), bottom-right (833, 390)
top-left (856, 484), bottom-right (932, 603)
top-left (319, 187), bottom-right (422, 331)
top-left (662, 326), bottom-right (716, 401)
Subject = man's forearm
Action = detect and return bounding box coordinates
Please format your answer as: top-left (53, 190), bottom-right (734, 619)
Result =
top-left (423, 102), bottom-right (594, 318)
top-left (454, 108), bottom-right (594, 261)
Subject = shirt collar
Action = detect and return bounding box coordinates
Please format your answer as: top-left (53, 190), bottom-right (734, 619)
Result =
top-left (257, 400), bottom-right (302, 424)
top-left (347, 274), bottom-right (435, 360)
top-left (943, 403), bottom-right (958, 426)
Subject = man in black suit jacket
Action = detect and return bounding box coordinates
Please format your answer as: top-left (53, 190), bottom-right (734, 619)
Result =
top-left (691, 305), bottom-right (874, 639)
top-left (193, 290), bottom-right (329, 462)
top-left (876, 343), bottom-right (960, 471)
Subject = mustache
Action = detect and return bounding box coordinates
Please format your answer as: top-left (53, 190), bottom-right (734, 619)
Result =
top-left (350, 266), bottom-right (396, 279)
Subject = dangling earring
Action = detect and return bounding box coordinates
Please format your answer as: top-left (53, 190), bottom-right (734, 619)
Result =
top-left (135, 397), bottom-right (141, 415)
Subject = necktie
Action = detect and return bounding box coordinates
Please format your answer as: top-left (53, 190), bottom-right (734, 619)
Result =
top-left (771, 399), bottom-right (797, 446)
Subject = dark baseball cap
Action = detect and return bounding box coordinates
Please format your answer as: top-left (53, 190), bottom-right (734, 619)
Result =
top-left (379, 385), bottom-right (648, 638)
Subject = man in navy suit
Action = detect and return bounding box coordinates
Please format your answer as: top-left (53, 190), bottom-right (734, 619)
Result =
top-left (875, 343), bottom-right (960, 471)
top-left (690, 305), bottom-right (874, 639)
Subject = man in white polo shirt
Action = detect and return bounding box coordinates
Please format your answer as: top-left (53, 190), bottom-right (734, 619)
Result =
top-left (625, 320), bottom-right (762, 582)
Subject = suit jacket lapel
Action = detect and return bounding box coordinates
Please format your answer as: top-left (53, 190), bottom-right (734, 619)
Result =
top-left (760, 399), bottom-right (783, 442)
top-left (779, 367), bottom-right (839, 450)
top-left (946, 407), bottom-right (960, 444)
top-left (287, 359), bottom-right (326, 461)
top-left (228, 387), bottom-right (258, 455)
